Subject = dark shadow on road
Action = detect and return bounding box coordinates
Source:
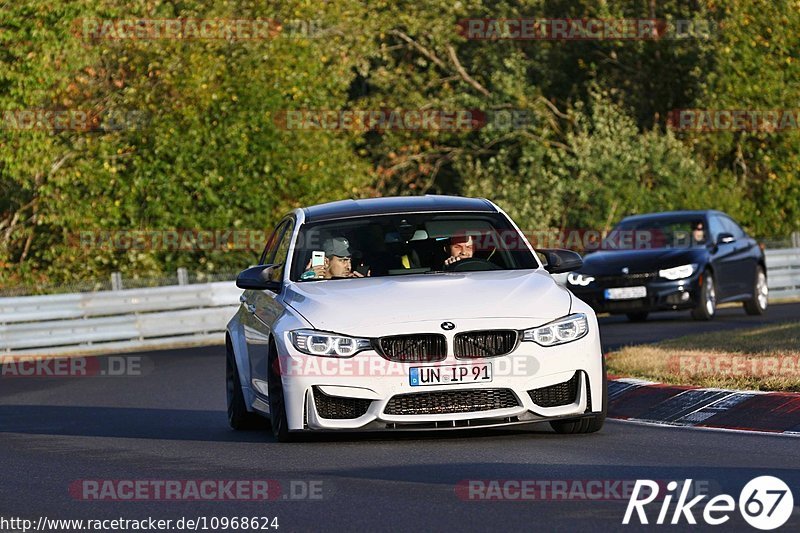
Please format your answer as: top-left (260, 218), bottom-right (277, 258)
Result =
top-left (0, 404), bottom-right (574, 443)
top-left (0, 405), bottom-right (271, 443)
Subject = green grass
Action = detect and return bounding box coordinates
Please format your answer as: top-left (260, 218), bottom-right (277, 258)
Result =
top-left (607, 322), bottom-right (800, 392)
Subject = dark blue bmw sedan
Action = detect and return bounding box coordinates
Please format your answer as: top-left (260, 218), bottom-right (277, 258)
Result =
top-left (566, 210), bottom-right (768, 321)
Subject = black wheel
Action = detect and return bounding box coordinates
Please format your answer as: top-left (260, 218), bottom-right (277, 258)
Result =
top-left (226, 344), bottom-right (264, 430)
top-left (744, 266), bottom-right (768, 315)
top-left (550, 366), bottom-right (607, 434)
top-left (691, 271), bottom-right (716, 321)
top-left (267, 339), bottom-right (296, 442)
top-left (626, 312), bottom-right (649, 322)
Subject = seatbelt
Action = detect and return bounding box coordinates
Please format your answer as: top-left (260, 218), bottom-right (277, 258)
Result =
top-left (401, 254), bottom-right (410, 269)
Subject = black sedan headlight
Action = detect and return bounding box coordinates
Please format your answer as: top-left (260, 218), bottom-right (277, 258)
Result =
top-left (658, 263), bottom-right (698, 280)
top-left (567, 273), bottom-right (595, 286)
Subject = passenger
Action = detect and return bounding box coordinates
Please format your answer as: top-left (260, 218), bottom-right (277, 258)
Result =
top-left (443, 234), bottom-right (474, 266)
top-left (302, 237), bottom-right (366, 279)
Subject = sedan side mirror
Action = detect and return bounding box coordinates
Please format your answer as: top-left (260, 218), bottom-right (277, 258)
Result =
top-left (716, 232), bottom-right (735, 245)
top-left (236, 264), bottom-right (281, 292)
top-left (537, 248), bottom-right (583, 274)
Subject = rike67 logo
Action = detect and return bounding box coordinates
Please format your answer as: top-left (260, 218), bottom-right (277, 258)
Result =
top-left (623, 476), bottom-right (794, 530)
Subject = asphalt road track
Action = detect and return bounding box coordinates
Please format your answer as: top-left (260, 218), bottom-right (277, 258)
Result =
top-left (598, 301), bottom-right (800, 352)
top-left (1, 302), bottom-right (799, 532)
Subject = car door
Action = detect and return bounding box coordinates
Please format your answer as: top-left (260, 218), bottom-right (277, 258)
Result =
top-left (720, 215), bottom-right (757, 297)
top-left (242, 218), bottom-right (294, 397)
top-left (706, 214), bottom-right (738, 299)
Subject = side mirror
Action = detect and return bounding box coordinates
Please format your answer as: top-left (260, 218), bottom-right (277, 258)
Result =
top-left (537, 248), bottom-right (583, 274)
top-left (716, 232), bottom-right (735, 245)
top-left (236, 264), bottom-right (281, 292)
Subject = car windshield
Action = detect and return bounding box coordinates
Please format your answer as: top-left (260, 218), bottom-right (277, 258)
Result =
top-left (610, 216), bottom-right (707, 250)
top-left (290, 212), bottom-right (539, 281)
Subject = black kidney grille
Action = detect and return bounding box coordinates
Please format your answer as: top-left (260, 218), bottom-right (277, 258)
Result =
top-left (312, 387), bottom-right (372, 419)
top-left (527, 372), bottom-right (579, 407)
top-left (454, 330), bottom-right (518, 359)
top-left (376, 334), bottom-right (447, 363)
top-left (594, 272), bottom-right (656, 288)
top-left (384, 388), bottom-right (519, 416)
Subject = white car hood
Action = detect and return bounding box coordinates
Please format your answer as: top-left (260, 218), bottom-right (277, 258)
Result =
top-left (283, 269), bottom-right (571, 335)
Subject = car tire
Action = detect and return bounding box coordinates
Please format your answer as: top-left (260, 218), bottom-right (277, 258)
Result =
top-left (226, 344), bottom-right (265, 430)
top-left (691, 271), bottom-right (716, 321)
top-left (743, 266), bottom-right (768, 315)
top-left (267, 339), bottom-right (297, 442)
top-left (626, 312), bottom-right (649, 322)
top-left (550, 366), bottom-right (607, 434)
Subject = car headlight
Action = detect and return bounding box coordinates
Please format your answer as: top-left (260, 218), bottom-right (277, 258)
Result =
top-left (522, 313), bottom-right (589, 347)
top-left (658, 263), bottom-right (697, 280)
top-left (291, 330), bottom-right (372, 358)
top-left (567, 273), bottom-right (595, 286)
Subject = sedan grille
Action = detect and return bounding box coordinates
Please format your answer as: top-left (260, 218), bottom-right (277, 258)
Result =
top-left (384, 388), bottom-right (519, 416)
top-left (594, 272), bottom-right (656, 288)
top-left (454, 330), bottom-right (518, 359)
top-left (312, 387), bottom-right (372, 419)
top-left (527, 372), bottom-right (579, 407)
top-left (376, 334), bottom-right (447, 363)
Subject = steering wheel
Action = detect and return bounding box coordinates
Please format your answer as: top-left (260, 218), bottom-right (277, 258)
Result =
top-left (443, 257), bottom-right (502, 272)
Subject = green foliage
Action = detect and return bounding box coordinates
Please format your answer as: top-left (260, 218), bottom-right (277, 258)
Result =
top-left (1, 0), bottom-right (798, 289)
top-left (690, 0), bottom-right (800, 238)
top-left (1, 0), bottom-right (373, 286)
top-left (561, 89), bottom-right (717, 230)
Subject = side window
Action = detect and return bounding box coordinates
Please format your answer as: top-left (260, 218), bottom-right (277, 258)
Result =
top-left (707, 216), bottom-right (725, 243)
top-left (269, 220), bottom-right (295, 282)
top-left (259, 221), bottom-right (288, 265)
top-left (722, 216), bottom-right (746, 239)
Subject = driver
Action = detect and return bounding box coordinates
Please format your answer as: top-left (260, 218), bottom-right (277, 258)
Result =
top-left (692, 221), bottom-right (706, 245)
top-left (443, 234), bottom-right (474, 266)
top-left (303, 237), bottom-right (366, 279)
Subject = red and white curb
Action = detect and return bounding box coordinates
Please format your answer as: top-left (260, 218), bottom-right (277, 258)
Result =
top-left (608, 378), bottom-right (800, 436)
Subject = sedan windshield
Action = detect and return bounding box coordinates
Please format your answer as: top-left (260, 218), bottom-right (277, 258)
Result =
top-left (610, 216), bottom-right (707, 250)
top-left (290, 212), bottom-right (539, 281)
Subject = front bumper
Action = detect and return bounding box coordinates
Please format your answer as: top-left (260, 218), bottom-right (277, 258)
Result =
top-left (568, 273), bottom-right (702, 314)
top-left (271, 317), bottom-right (604, 432)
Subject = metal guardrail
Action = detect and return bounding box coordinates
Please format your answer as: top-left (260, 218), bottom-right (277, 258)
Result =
top-left (766, 247), bottom-right (800, 299)
top-left (1, 248), bottom-right (798, 356)
top-left (0, 282), bottom-right (240, 355)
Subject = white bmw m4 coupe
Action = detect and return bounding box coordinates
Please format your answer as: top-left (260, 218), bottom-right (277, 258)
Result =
top-left (226, 195), bottom-right (606, 441)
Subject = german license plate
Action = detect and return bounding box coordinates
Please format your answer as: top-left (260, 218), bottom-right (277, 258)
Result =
top-left (409, 364), bottom-right (492, 387)
top-left (605, 286), bottom-right (647, 300)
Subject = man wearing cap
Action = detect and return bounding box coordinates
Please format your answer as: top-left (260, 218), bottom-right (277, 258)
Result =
top-left (303, 237), bottom-right (366, 279)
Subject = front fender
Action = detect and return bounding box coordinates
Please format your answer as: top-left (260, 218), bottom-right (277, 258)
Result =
top-left (226, 308), bottom-right (255, 413)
